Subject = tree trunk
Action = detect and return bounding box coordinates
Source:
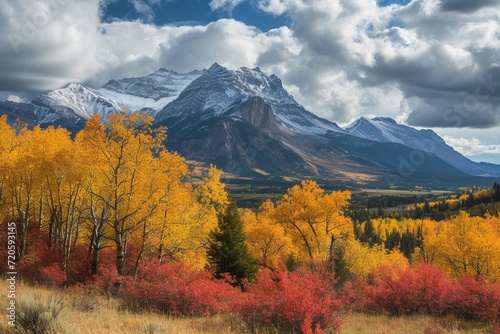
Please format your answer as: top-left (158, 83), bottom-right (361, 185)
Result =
top-left (116, 231), bottom-right (126, 276)
top-left (328, 234), bottom-right (336, 273)
top-left (89, 220), bottom-right (104, 275)
top-left (91, 243), bottom-right (100, 275)
top-left (133, 221), bottom-right (149, 280)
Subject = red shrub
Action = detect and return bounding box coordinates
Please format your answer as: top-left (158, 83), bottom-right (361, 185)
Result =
top-left (40, 263), bottom-right (67, 286)
top-left (446, 274), bottom-right (500, 323)
top-left (15, 234), bottom-right (92, 286)
top-left (340, 279), bottom-right (371, 311)
top-left (367, 263), bottom-right (450, 316)
top-left (120, 261), bottom-right (242, 316)
top-left (93, 265), bottom-right (122, 298)
top-left (238, 264), bottom-right (343, 334)
top-left (349, 261), bottom-right (499, 328)
top-left (17, 245), bottom-right (63, 284)
top-left (65, 245), bottom-right (92, 284)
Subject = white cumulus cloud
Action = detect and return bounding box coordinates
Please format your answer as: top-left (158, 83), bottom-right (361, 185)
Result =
top-left (209, 0), bottom-right (246, 12)
top-left (443, 136), bottom-right (500, 156)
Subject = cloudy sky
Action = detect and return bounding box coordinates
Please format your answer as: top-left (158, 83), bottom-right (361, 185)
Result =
top-left (1, 0), bottom-right (500, 163)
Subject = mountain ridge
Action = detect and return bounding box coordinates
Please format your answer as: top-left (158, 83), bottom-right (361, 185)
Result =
top-left (345, 116), bottom-right (500, 177)
top-left (1, 63), bottom-right (499, 187)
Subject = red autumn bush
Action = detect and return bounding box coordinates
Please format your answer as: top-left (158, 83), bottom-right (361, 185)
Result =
top-left (345, 261), bottom-right (499, 328)
top-left (65, 245), bottom-right (92, 284)
top-left (17, 246), bottom-right (63, 284)
top-left (119, 261), bottom-right (242, 316)
top-left (93, 265), bottom-right (123, 298)
top-left (446, 274), bottom-right (500, 323)
top-left (339, 279), bottom-right (371, 311)
top-left (366, 263), bottom-right (450, 316)
top-left (40, 263), bottom-right (67, 286)
top-left (238, 264), bottom-right (343, 334)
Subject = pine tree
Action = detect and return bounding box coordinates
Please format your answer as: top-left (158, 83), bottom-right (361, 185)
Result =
top-left (493, 182), bottom-right (500, 201)
top-left (359, 219), bottom-right (382, 246)
top-left (207, 202), bottom-right (258, 286)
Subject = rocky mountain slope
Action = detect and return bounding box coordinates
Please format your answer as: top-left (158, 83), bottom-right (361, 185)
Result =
top-left (1, 63), bottom-right (498, 187)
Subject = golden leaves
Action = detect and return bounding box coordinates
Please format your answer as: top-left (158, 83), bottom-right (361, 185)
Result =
top-left (0, 113), bottom-right (229, 272)
top-left (424, 211), bottom-right (500, 282)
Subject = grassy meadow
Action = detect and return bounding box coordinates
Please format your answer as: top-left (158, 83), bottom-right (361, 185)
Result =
top-left (0, 280), bottom-right (494, 334)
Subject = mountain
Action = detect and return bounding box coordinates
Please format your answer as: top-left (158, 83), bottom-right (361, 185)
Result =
top-left (98, 68), bottom-right (203, 116)
top-left (0, 68), bottom-right (204, 132)
top-left (1, 63), bottom-right (498, 188)
top-left (346, 116), bottom-right (500, 177)
top-left (156, 63), bottom-right (345, 135)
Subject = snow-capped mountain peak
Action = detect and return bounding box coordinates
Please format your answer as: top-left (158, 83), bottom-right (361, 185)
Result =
top-left (371, 116), bottom-right (398, 124)
top-left (101, 67), bottom-right (203, 101)
top-left (157, 63), bottom-right (345, 134)
top-left (98, 68), bottom-right (203, 115)
top-left (345, 116), bottom-right (447, 148)
top-left (345, 116), bottom-right (407, 144)
top-left (32, 83), bottom-right (120, 120)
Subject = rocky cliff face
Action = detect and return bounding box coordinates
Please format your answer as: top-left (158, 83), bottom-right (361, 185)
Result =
top-left (239, 97), bottom-right (277, 131)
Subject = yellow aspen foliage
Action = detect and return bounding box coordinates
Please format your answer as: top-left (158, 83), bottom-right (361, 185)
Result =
top-left (342, 237), bottom-right (408, 279)
top-left (368, 217), bottom-right (424, 242)
top-left (0, 114), bottom-right (234, 274)
top-left (0, 122), bottom-right (86, 262)
top-left (424, 211), bottom-right (500, 282)
top-left (154, 181), bottom-right (219, 269)
top-left (145, 156), bottom-right (228, 269)
top-left (75, 112), bottom-right (170, 275)
top-left (270, 180), bottom-right (352, 264)
top-left (3, 125), bottom-right (48, 256)
top-left (36, 127), bottom-right (85, 268)
top-left (197, 165), bottom-right (229, 213)
top-left (242, 207), bottom-right (296, 270)
top-left (0, 116), bottom-right (20, 218)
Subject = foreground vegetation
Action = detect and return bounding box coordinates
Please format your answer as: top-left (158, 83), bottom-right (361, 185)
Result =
top-left (1, 113), bottom-right (499, 333)
top-left (0, 281), bottom-right (494, 334)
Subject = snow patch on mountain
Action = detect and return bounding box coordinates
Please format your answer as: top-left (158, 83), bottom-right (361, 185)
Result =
top-left (96, 88), bottom-right (178, 116)
top-left (32, 83), bottom-right (121, 120)
top-left (101, 68), bottom-right (203, 101)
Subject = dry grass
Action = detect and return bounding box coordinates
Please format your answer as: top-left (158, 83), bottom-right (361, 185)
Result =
top-left (341, 313), bottom-right (493, 334)
top-left (0, 280), bottom-right (494, 334)
top-left (0, 280), bottom-right (249, 334)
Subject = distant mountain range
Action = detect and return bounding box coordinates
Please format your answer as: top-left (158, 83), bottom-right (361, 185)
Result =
top-left (1, 63), bottom-right (499, 188)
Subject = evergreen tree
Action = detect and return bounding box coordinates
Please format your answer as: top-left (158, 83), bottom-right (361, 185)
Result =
top-left (423, 200), bottom-right (431, 213)
top-left (332, 243), bottom-right (350, 285)
top-left (493, 182), bottom-right (500, 202)
top-left (207, 202), bottom-right (258, 286)
top-left (385, 228), bottom-right (401, 251)
top-left (400, 231), bottom-right (418, 260)
top-left (359, 219), bottom-right (382, 246)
